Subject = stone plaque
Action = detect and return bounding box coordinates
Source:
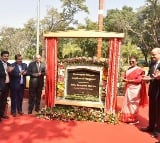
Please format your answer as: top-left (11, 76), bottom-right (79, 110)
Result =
top-left (66, 67), bottom-right (100, 97)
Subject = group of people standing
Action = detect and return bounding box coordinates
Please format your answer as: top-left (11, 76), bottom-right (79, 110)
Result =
top-left (120, 47), bottom-right (160, 141)
top-left (0, 51), bottom-right (46, 122)
top-left (1, 47), bottom-right (160, 140)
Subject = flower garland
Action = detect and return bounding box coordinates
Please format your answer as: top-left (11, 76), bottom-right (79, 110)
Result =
top-left (36, 105), bottom-right (120, 124)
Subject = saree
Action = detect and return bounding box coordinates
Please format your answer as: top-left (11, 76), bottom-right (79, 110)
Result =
top-left (119, 66), bottom-right (148, 123)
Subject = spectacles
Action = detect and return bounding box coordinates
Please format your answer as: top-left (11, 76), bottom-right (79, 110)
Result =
top-left (129, 61), bottom-right (135, 63)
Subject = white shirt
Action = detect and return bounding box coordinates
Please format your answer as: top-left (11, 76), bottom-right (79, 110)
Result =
top-left (1, 60), bottom-right (9, 83)
top-left (18, 65), bottom-right (23, 84)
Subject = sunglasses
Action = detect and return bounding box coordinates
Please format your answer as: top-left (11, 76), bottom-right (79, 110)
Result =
top-left (129, 61), bottom-right (135, 63)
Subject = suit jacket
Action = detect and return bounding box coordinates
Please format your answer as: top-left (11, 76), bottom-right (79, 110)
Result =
top-left (10, 62), bottom-right (28, 88)
top-left (27, 61), bottom-right (46, 88)
top-left (148, 62), bottom-right (160, 97)
top-left (0, 60), bottom-right (11, 91)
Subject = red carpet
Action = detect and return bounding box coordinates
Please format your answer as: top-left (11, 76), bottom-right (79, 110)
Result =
top-left (0, 96), bottom-right (158, 143)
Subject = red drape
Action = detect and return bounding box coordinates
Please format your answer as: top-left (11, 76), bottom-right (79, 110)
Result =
top-left (44, 36), bottom-right (122, 110)
top-left (105, 38), bottom-right (122, 112)
top-left (45, 37), bottom-right (58, 107)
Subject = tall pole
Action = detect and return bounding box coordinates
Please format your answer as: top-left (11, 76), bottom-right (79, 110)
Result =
top-left (36, 0), bottom-right (40, 55)
top-left (97, 0), bottom-right (104, 58)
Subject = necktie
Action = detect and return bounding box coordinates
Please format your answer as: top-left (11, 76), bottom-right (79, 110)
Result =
top-left (37, 62), bottom-right (40, 72)
top-left (18, 65), bottom-right (23, 84)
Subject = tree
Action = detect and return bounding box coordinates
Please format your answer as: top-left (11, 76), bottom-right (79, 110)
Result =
top-left (103, 1), bottom-right (160, 65)
top-left (104, 6), bottom-right (136, 33)
top-left (121, 42), bottom-right (143, 64)
top-left (103, 6), bottom-right (139, 60)
top-left (0, 27), bottom-right (31, 59)
top-left (41, 0), bottom-right (89, 32)
top-left (0, 0), bottom-right (89, 59)
top-left (134, 0), bottom-right (160, 64)
top-left (62, 42), bottom-right (82, 58)
top-left (23, 19), bottom-right (37, 58)
top-left (0, 19), bottom-right (38, 59)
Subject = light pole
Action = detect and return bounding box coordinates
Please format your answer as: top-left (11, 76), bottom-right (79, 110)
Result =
top-left (36, 0), bottom-right (40, 55)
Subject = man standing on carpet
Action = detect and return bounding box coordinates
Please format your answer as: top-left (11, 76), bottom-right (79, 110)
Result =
top-left (27, 54), bottom-right (46, 114)
top-left (141, 47), bottom-right (160, 138)
top-left (0, 51), bottom-right (14, 121)
top-left (10, 54), bottom-right (27, 117)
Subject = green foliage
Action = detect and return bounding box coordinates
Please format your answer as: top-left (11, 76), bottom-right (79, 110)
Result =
top-left (104, 6), bottom-right (136, 33)
top-left (80, 18), bottom-right (98, 30)
top-left (78, 38), bottom-right (97, 57)
top-left (61, 0), bottom-right (89, 14)
top-left (42, 0), bottom-right (89, 32)
top-left (135, 0), bottom-right (160, 63)
top-left (103, 1), bottom-right (160, 65)
top-left (0, 0), bottom-right (89, 59)
top-left (0, 20), bottom-right (38, 59)
top-left (62, 42), bottom-right (82, 58)
top-left (1, 0), bottom-right (160, 63)
top-left (77, 19), bottom-right (108, 58)
top-left (105, 112), bottom-right (120, 124)
top-left (65, 94), bottom-right (99, 102)
top-left (121, 42), bottom-right (143, 64)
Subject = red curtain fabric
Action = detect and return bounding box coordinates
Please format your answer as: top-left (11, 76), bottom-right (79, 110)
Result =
top-left (44, 36), bottom-right (122, 110)
top-left (105, 38), bottom-right (122, 112)
top-left (45, 37), bottom-right (58, 107)
top-left (139, 81), bottom-right (148, 107)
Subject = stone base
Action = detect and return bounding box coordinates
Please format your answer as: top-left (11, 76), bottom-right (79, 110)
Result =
top-left (55, 99), bottom-right (104, 108)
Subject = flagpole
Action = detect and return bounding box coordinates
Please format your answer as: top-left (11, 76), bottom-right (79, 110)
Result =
top-left (36, 0), bottom-right (40, 55)
top-left (97, 0), bottom-right (104, 58)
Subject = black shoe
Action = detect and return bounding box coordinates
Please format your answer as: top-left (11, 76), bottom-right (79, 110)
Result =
top-left (1, 115), bottom-right (9, 119)
top-left (28, 111), bottom-right (32, 114)
top-left (151, 131), bottom-right (159, 138)
top-left (140, 127), bottom-right (153, 132)
top-left (11, 113), bottom-right (16, 117)
top-left (155, 128), bottom-right (160, 133)
top-left (18, 112), bottom-right (24, 115)
top-left (35, 109), bottom-right (40, 112)
top-left (35, 108), bottom-right (40, 112)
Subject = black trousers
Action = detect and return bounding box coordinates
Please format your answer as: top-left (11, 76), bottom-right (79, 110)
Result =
top-left (28, 86), bottom-right (42, 113)
top-left (0, 83), bottom-right (10, 116)
top-left (10, 84), bottom-right (25, 114)
top-left (149, 94), bottom-right (160, 131)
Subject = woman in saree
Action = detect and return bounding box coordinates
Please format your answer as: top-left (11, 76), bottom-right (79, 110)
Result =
top-left (119, 57), bottom-right (148, 124)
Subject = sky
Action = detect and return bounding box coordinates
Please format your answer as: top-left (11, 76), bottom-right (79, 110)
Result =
top-left (0, 0), bottom-right (146, 28)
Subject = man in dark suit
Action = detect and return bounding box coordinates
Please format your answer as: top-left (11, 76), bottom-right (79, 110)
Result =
top-left (141, 48), bottom-right (160, 138)
top-left (27, 54), bottom-right (46, 114)
top-left (0, 51), bottom-right (14, 121)
top-left (10, 54), bottom-right (27, 117)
